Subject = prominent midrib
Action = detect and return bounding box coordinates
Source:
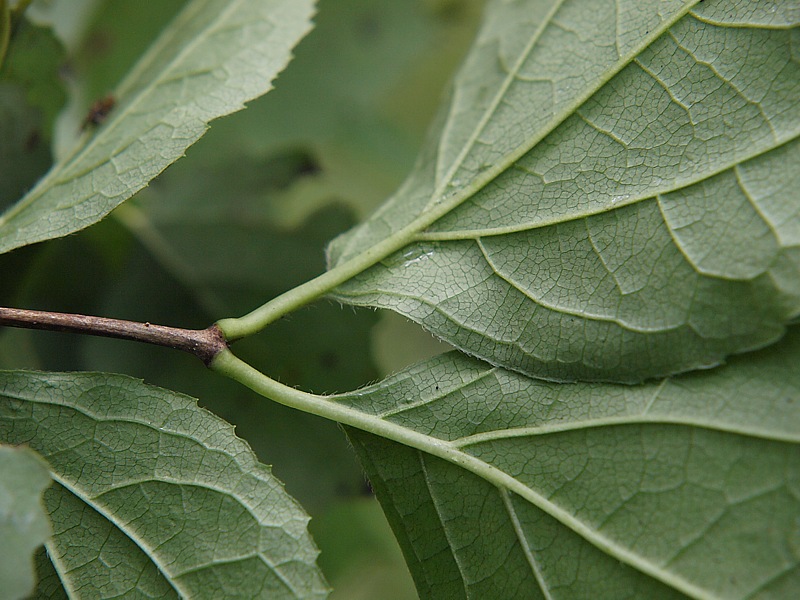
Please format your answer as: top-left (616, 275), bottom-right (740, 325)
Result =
top-left (1, 380), bottom-right (310, 598)
top-left (216, 2), bottom-right (702, 339)
top-left (427, 0), bottom-right (568, 207)
top-left (213, 349), bottom-right (714, 600)
top-left (500, 488), bottom-right (554, 599)
top-left (416, 130), bottom-right (800, 241)
top-left (337, 3), bottom-right (700, 278)
top-left (47, 474), bottom-right (188, 598)
top-left (452, 414), bottom-right (800, 446)
top-left (418, 0), bottom-right (702, 236)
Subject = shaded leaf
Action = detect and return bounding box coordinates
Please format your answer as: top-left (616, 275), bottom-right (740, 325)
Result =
top-left (76, 0), bottom-right (487, 512)
top-left (25, 0), bottom-right (105, 51)
top-left (310, 498), bottom-right (418, 600)
top-left (82, 210), bottom-right (377, 512)
top-left (0, 16), bottom-right (66, 138)
top-left (338, 325), bottom-right (800, 599)
top-left (31, 545), bottom-right (67, 600)
top-left (69, 0), bottom-right (188, 102)
top-left (0, 444), bottom-right (52, 600)
top-left (0, 0), bottom-right (315, 254)
top-left (121, 0), bottom-right (485, 236)
top-left (0, 19), bottom-right (65, 208)
top-left (0, 85), bottom-right (53, 210)
top-left (0, 371), bottom-right (328, 599)
top-left (328, 0), bottom-right (800, 382)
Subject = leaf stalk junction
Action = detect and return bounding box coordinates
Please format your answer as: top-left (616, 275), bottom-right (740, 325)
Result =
top-left (0, 283), bottom-right (716, 599)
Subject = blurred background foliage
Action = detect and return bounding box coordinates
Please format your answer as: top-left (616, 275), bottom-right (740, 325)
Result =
top-left (0, 0), bottom-right (484, 596)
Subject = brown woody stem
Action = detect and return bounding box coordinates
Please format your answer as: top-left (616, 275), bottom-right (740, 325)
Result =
top-left (0, 307), bottom-right (227, 366)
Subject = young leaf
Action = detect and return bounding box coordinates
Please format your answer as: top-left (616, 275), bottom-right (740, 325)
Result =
top-left (0, 444), bottom-right (53, 600)
top-left (0, 0), bottom-right (315, 255)
top-left (327, 0), bottom-right (800, 382)
top-left (0, 371), bottom-right (328, 599)
top-left (337, 326), bottom-right (800, 599)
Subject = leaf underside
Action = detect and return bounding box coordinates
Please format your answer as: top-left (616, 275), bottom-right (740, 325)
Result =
top-left (0, 372), bottom-right (328, 599)
top-left (328, 5), bottom-right (800, 594)
top-left (0, 2), bottom-right (797, 600)
top-left (328, 0), bottom-right (800, 383)
top-left (0, 0), bottom-right (315, 255)
top-left (339, 325), bottom-right (800, 599)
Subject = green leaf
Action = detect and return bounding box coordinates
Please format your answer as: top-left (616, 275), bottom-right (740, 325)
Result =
top-left (86, 206), bottom-right (379, 512)
top-left (0, 0), bottom-right (9, 70)
top-left (327, 0), bottom-right (800, 382)
top-left (0, 444), bottom-right (53, 600)
top-left (337, 325), bottom-right (800, 599)
top-left (0, 18), bottom-right (66, 207)
top-left (185, 0), bottom-right (485, 225)
top-left (0, 0), bottom-right (315, 255)
top-left (0, 371), bottom-right (328, 599)
top-left (0, 16), bottom-right (66, 144)
top-left (310, 499), bottom-right (418, 600)
top-left (0, 85), bottom-right (54, 210)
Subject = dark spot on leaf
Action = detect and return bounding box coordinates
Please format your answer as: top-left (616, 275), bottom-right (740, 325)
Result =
top-left (82, 94), bottom-right (116, 129)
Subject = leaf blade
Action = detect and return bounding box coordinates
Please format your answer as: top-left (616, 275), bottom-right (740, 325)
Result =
top-left (337, 326), bottom-right (800, 599)
top-left (0, 0), bottom-right (315, 254)
top-left (327, 0), bottom-right (800, 382)
top-left (0, 371), bottom-right (328, 599)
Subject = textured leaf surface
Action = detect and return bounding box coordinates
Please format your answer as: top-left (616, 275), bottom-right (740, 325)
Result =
top-left (338, 326), bottom-right (800, 599)
top-left (0, 371), bottom-right (327, 599)
top-left (0, 0), bottom-right (314, 254)
top-left (0, 444), bottom-right (52, 600)
top-left (328, 0), bottom-right (800, 382)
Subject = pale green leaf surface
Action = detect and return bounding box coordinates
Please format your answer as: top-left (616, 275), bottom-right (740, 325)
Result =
top-left (0, 0), bottom-right (315, 254)
top-left (0, 444), bottom-right (52, 600)
top-left (328, 0), bottom-right (800, 382)
top-left (338, 326), bottom-right (800, 599)
top-left (0, 371), bottom-right (328, 599)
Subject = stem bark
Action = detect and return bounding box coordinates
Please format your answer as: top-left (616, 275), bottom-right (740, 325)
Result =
top-left (0, 307), bottom-right (227, 365)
